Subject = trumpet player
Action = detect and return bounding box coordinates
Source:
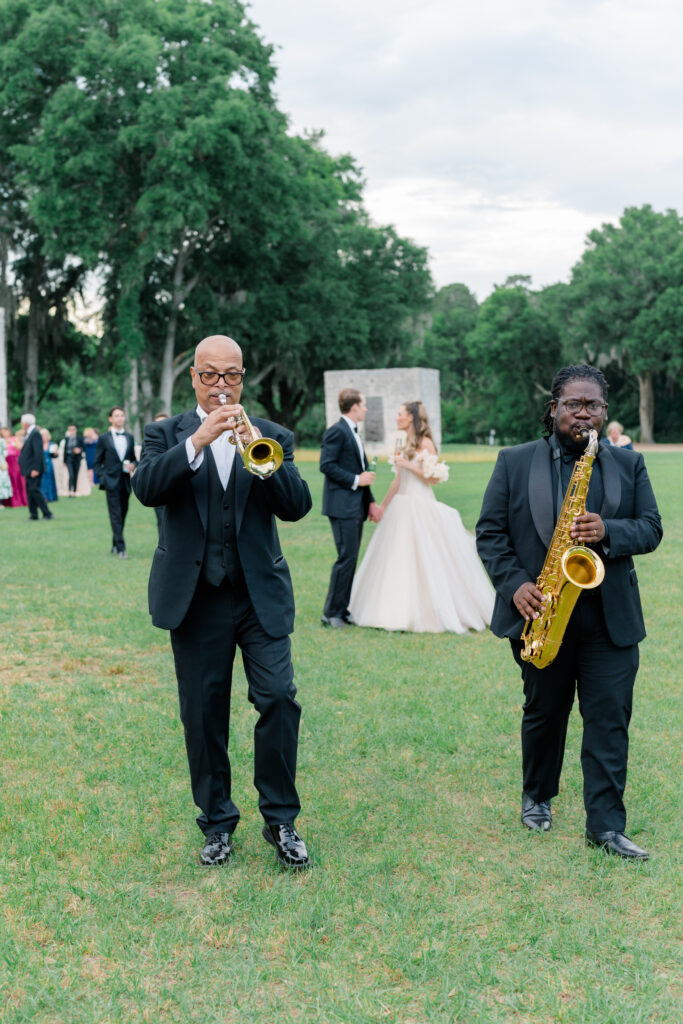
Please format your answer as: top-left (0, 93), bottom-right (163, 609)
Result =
top-left (133, 335), bottom-right (313, 869)
top-left (476, 365), bottom-right (662, 859)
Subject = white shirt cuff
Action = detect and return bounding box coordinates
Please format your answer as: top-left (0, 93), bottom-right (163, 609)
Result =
top-left (186, 436), bottom-right (203, 470)
top-left (351, 474), bottom-right (359, 490)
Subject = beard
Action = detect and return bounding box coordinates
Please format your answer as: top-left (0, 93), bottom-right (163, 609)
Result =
top-left (554, 421), bottom-right (604, 455)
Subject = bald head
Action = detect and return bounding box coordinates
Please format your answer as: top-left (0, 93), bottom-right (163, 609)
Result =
top-left (194, 335), bottom-right (242, 365)
top-left (191, 334), bottom-right (245, 413)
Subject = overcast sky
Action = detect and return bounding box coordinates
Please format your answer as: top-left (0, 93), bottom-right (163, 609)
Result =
top-left (247, 0), bottom-right (683, 299)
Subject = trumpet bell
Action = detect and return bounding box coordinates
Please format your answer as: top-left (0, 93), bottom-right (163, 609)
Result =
top-left (243, 437), bottom-right (284, 478)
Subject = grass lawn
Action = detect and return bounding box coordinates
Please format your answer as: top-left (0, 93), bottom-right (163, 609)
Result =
top-left (0, 449), bottom-right (681, 1023)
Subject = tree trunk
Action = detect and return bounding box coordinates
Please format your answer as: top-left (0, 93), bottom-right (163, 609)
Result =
top-left (24, 298), bottom-right (40, 413)
top-left (637, 370), bottom-right (655, 443)
top-left (125, 358), bottom-right (141, 444)
top-left (0, 308), bottom-right (7, 427)
top-left (139, 356), bottom-right (154, 426)
top-left (158, 237), bottom-right (199, 414)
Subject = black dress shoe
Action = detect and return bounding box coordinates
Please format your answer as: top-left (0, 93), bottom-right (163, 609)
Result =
top-left (585, 830), bottom-right (649, 860)
top-left (343, 613), bottom-right (358, 626)
top-left (43, 512), bottom-right (55, 520)
top-left (28, 515), bottom-right (39, 521)
top-left (262, 823), bottom-right (310, 869)
top-left (320, 615), bottom-right (348, 628)
top-left (521, 792), bottom-right (552, 831)
top-left (200, 831), bottom-right (234, 866)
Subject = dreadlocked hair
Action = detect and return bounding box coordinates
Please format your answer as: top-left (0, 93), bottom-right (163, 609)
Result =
top-left (403, 401), bottom-right (436, 457)
top-left (541, 364), bottom-right (609, 437)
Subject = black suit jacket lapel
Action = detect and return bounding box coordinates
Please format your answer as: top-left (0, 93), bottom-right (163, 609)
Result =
top-left (528, 440), bottom-right (555, 548)
top-left (596, 444), bottom-right (621, 519)
top-left (176, 411), bottom-right (207, 531)
top-left (235, 456), bottom-right (254, 534)
top-left (341, 418), bottom-right (364, 470)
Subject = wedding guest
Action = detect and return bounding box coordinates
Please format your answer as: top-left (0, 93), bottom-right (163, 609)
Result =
top-left (63, 424), bottom-right (85, 495)
top-left (320, 389), bottom-right (381, 629)
top-left (40, 429), bottom-right (59, 503)
top-left (476, 364), bottom-right (662, 859)
top-left (349, 402), bottom-right (494, 632)
top-left (1, 427), bottom-right (26, 507)
top-left (83, 427), bottom-right (99, 485)
top-left (94, 407), bottom-right (137, 558)
top-left (18, 413), bottom-right (54, 520)
top-left (0, 429), bottom-right (13, 507)
top-left (606, 420), bottom-right (633, 450)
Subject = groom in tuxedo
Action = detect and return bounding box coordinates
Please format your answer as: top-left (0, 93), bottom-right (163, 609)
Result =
top-left (320, 388), bottom-right (382, 628)
top-left (94, 406), bottom-right (137, 558)
top-left (132, 334), bottom-right (312, 869)
top-left (476, 364), bottom-right (662, 859)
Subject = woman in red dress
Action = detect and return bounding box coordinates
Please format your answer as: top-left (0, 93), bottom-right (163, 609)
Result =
top-left (1, 426), bottom-right (28, 507)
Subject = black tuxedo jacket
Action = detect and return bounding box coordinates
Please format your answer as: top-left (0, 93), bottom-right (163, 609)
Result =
top-left (94, 431), bottom-right (137, 492)
top-left (320, 418), bottom-right (375, 519)
top-left (63, 434), bottom-right (85, 460)
top-left (18, 428), bottom-right (44, 477)
top-left (475, 439), bottom-right (662, 647)
top-left (132, 410), bottom-right (312, 636)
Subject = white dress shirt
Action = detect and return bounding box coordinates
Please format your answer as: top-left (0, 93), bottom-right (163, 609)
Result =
top-left (110, 427), bottom-right (128, 461)
top-left (341, 414), bottom-right (365, 490)
top-left (185, 404), bottom-right (236, 489)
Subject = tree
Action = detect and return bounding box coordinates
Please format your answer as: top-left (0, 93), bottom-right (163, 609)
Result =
top-left (1, 1), bottom-right (432, 434)
top-left (464, 285), bottom-right (562, 443)
top-left (567, 205), bottom-right (683, 442)
top-left (411, 284), bottom-right (480, 441)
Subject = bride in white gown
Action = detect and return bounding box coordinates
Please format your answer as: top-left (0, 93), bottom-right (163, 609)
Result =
top-left (349, 401), bottom-right (494, 633)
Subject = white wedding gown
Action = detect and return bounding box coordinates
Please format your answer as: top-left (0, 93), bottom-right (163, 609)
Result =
top-left (349, 464), bottom-right (495, 633)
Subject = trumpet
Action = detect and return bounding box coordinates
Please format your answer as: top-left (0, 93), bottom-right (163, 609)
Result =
top-left (219, 394), bottom-right (283, 478)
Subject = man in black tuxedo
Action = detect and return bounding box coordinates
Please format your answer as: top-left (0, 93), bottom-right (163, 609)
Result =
top-left (94, 406), bottom-right (137, 559)
top-left (476, 365), bottom-right (662, 859)
top-left (320, 388), bottom-right (382, 628)
top-left (18, 413), bottom-right (54, 521)
top-left (63, 425), bottom-right (85, 495)
top-left (132, 335), bottom-right (312, 869)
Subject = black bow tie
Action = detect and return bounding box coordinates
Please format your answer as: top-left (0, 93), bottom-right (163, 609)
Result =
top-left (115, 431), bottom-right (125, 436)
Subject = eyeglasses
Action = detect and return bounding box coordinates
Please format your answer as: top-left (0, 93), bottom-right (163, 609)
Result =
top-left (558, 399), bottom-right (606, 415)
top-left (194, 369), bottom-right (246, 386)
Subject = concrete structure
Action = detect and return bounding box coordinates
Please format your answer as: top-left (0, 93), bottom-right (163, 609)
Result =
top-left (324, 367), bottom-right (441, 456)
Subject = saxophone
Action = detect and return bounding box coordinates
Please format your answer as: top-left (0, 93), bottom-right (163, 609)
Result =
top-left (520, 429), bottom-right (605, 668)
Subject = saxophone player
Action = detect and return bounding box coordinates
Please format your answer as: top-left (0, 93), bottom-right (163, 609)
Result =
top-left (476, 365), bottom-right (662, 860)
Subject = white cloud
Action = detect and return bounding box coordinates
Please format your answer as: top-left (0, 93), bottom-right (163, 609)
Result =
top-left (248, 0), bottom-right (683, 293)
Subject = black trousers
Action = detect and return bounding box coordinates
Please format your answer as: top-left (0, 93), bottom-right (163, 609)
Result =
top-left (170, 577), bottom-right (302, 836)
top-left (26, 475), bottom-right (50, 518)
top-left (323, 515), bottom-right (364, 619)
top-left (510, 594), bottom-right (638, 832)
top-left (105, 480), bottom-right (130, 552)
top-left (66, 455), bottom-right (80, 492)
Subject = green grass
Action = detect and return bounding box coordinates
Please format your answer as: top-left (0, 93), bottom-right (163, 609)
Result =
top-left (0, 450), bottom-right (681, 1023)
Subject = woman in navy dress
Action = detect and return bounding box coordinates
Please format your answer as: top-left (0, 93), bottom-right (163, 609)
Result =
top-left (40, 428), bottom-right (59, 503)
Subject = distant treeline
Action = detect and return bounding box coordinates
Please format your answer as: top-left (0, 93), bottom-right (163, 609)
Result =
top-left (414, 204), bottom-right (683, 445)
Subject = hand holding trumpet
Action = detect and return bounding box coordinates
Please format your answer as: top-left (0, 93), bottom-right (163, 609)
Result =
top-left (190, 397), bottom-right (261, 455)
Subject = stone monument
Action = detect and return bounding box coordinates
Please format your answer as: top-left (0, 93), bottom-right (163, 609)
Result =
top-left (323, 367), bottom-right (441, 456)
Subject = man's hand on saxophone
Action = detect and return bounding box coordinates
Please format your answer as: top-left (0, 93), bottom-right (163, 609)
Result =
top-left (570, 512), bottom-right (605, 544)
top-left (513, 581), bottom-right (546, 622)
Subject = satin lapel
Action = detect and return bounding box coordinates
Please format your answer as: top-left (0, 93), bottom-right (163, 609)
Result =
top-left (176, 411), bottom-right (207, 531)
top-left (597, 444), bottom-right (621, 519)
top-left (342, 418), bottom-right (364, 470)
top-left (235, 456), bottom-right (254, 534)
top-left (528, 440), bottom-right (555, 548)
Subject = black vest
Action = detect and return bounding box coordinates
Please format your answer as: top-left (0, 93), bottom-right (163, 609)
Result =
top-left (201, 448), bottom-right (243, 587)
